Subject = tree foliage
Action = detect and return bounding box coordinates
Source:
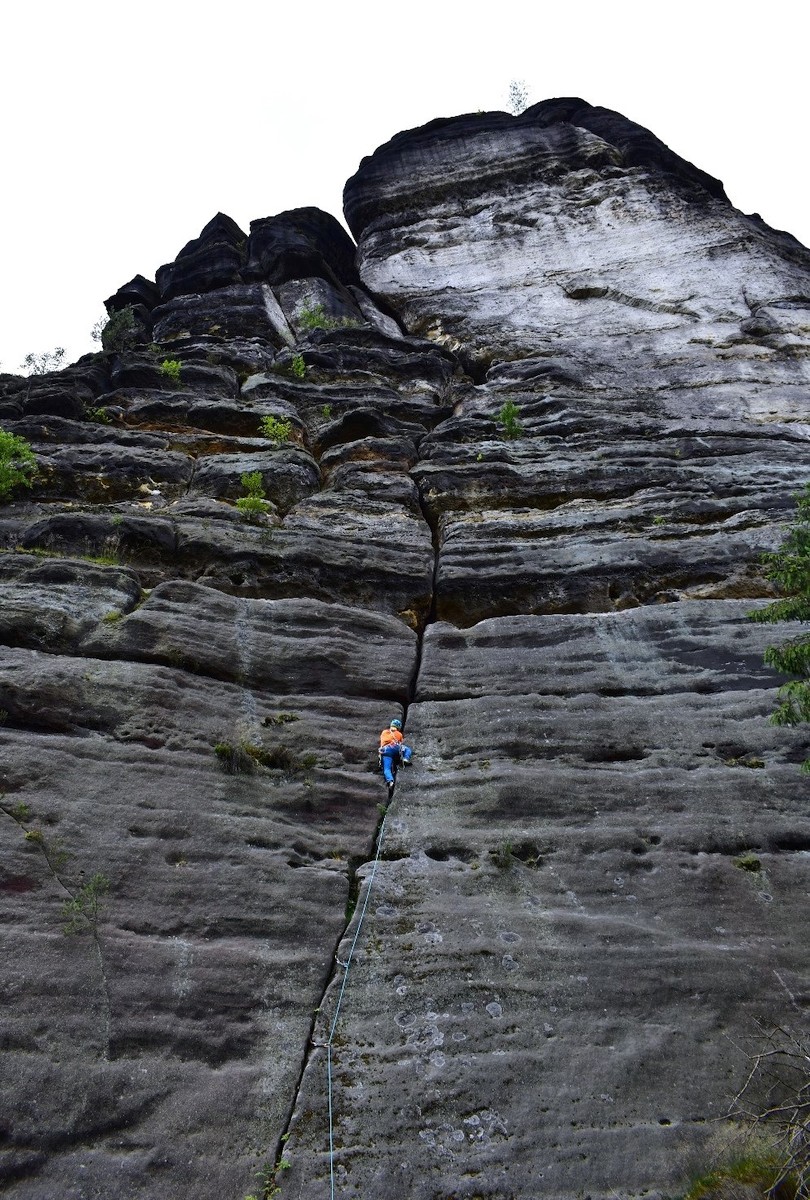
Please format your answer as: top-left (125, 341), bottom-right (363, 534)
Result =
top-left (94, 306), bottom-right (137, 352)
top-left (726, 1023), bottom-right (810, 1198)
top-left (498, 399), bottom-right (523, 439)
top-left (508, 79), bottom-right (529, 115)
top-left (750, 484), bottom-right (810, 768)
top-left (20, 347), bottom-right (65, 375)
top-left (0, 429), bottom-right (37, 500)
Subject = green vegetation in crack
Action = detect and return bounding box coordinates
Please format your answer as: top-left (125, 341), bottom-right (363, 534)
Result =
top-left (214, 739), bottom-right (316, 775)
top-left (84, 405), bottom-right (112, 424)
top-left (245, 1149), bottom-right (291, 1199)
top-left (260, 415), bottom-right (292, 444)
top-left (2, 797), bottom-right (69, 873)
top-left (749, 482), bottom-right (810, 770)
top-left (498, 398), bottom-right (523, 439)
top-left (13, 543), bottom-right (125, 567)
top-left (62, 873), bottom-right (110, 936)
top-left (160, 358), bottom-right (183, 386)
top-left (271, 352), bottom-right (306, 380)
top-left (298, 302), bottom-right (361, 332)
top-left (236, 471), bottom-right (271, 519)
top-left (490, 840), bottom-right (514, 869)
top-left (26, 828), bottom-right (69, 870)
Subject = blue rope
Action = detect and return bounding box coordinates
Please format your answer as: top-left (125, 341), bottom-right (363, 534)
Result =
top-left (327, 808), bottom-right (389, 1199)
top-left (327, 1043), bottom-right (335, 1195)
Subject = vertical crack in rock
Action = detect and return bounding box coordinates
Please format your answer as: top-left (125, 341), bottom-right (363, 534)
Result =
top-left (184, 453), bottom-right (200, 499)
top-left (89, 928), bottom-right (113, 1061)
top-left (276, 406), bottom-right (455, 1198)
top-left (411, 486), bottom-right (441, 705)
top-left (268, 437), bottom-right (444, 1189)
top-left (264, 804), bottom-right (392, 1190)
top-left (1, 801), bottom-right (113, 1059)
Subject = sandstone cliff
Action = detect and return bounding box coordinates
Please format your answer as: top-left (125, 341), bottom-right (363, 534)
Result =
top-left (1, 99), bottom-right (809, 1200)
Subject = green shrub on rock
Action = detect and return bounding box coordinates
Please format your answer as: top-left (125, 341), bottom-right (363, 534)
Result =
top-left (214, 741), bottom-right (258, 774)
top-left (236, 495), bottom-right (270, 517)
top-left (498, 399), bottom-right (523, 439)
top-left (236, 470), bottom-right (271, 518)
top-left (733, 851), bottom-right (762, 873)
top-left (750, 483), bottom-right (810, 771)
top-left (259, 415), bottom-right (292, 444)
top-left (270, 353), bottom-right (306, 380)
top-left (240, 470), bottom-right (265, 497)
top-left (94, 306), bottom-right (137, 352)
top-left (160, 358), bottom-right (182, 385)
top-left (298, 302), bottom-right (360, 332)
top-left (0, 429), bottom-right (37, 500)
top-left (104, 307), bottom-right (136, 352)
top-left (61, 873), bottom-right (110, 936)
top-left (214, 739), bottom-right (315, 775)
top-left (85, 406), bottom-right (112, 424)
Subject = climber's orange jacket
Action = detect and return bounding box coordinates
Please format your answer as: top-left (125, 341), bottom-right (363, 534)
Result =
top-left (380, 728), bottom-right (403, 749)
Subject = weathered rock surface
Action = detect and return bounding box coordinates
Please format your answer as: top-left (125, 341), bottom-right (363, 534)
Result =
top-left (281, 605), bottom-right (809, 1199)
top-left (1, 99), bottom-right (809, 1200)
top-left (345, 98), bottom-right (810, 405)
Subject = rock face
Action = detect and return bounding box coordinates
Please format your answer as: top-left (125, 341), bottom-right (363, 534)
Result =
top-left (345, 98), bottom-right (810, 408)
top-left (1, 100), bottom-right (809, 1200)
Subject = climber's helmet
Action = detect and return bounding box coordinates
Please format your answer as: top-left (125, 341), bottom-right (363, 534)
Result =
top-left (390, 719), bottom-right (403, 731)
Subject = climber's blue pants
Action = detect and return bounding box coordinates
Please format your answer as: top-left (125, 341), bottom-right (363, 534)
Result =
top-left (381, 744), bottom-right (412, 783)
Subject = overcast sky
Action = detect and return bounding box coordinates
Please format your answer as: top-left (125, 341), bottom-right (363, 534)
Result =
top-left (2, 0), bottom-right (807, 373)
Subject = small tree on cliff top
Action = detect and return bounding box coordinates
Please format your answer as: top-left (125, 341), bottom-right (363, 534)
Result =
top-left (750, 483), bottom-right (810, 770)
top-left (508, 79), bottom-right (529, 115)
top-left (20, 347), bottom-right (65, 375)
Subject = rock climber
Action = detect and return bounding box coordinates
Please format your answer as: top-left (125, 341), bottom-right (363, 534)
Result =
top-left (378, 718), bottom-right (412, 796)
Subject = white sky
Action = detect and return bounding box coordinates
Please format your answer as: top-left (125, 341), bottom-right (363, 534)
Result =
top-left (2, 0), bottom-right (807, 373)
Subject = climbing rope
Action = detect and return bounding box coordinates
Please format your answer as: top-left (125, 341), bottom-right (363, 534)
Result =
top-left (326, 806), bottom-right (390, 1199)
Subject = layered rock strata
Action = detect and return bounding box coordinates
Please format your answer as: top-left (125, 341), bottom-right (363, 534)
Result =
top-left (1, 99), bottom-right (809, 1200)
